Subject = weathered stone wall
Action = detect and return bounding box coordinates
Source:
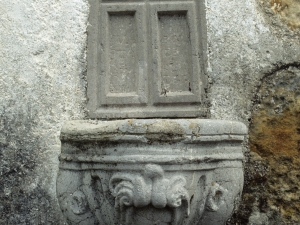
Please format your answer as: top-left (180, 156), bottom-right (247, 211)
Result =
top-left (1, 0), bottom-right (300, 224)
top-left (207, 2), bottom-right (300, 222)
top-left (232, 67), bottom-right (300, 225)
top-left (0, 1), bottom-right (88, 224)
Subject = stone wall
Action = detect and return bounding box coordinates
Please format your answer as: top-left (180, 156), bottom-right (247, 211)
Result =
top-left (232, 67), bottom-right (300, 224)
top-left (0, 1), bottom-right (88, 224)
top-left (1, 0), bottom-right (300, 224)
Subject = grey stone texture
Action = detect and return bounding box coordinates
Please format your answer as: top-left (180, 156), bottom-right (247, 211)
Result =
top-left (0, 1), bottom-right (88, 224)
top-left (58, 119), bottom-right (246, 224)
top-left (87, 0), bottom-right (207, 118)
top-left (1, 0), bottom-right (300, 224)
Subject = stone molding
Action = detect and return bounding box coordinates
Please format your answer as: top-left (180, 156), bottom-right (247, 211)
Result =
top-left (57, 119), bottom-right (247, 224)
top-left (60, 119), bottom-right (247, 142)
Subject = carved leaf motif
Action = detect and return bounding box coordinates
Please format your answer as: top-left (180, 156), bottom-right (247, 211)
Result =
top-left (69, 190), bottom-right (88, 215)
top-left (109, 164), bottom-right (190, 213)
top-left (107, 165), bottom-right (196, 225)
top-left (114, 181), bottom-right (134, 207)
top-left (167, 176), bottom-right (190, 215)
top-left (109, 172), bottom-right (152, 208)
top-left (206, 183), bottom-right (227, 212)
top-left (145, 164), bottom-right (167, 208)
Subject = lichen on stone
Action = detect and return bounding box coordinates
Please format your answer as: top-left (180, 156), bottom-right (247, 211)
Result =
top-left (231, 66), bottom-right (300, 224)
top-left (270, 0), bottom-right (300, 30)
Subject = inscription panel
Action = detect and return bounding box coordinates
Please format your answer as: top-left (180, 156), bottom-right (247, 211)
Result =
top-left (87, 0), bottom-right (207, 118)
top-left (159, 12), bottom-right (193, 93)
top-left (150, 2), bottom-right (201, 104)
top-left (99, 4), bottom-right (147, 105)
top-left (108, 12), bottom-right (138, 94)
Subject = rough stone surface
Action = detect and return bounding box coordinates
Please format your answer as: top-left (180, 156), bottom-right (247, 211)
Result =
top-left (207, 0), bottom-right (300, 122)
top-left (269, 0), bottom-right (300, 30)
top-left (230, 67), bottom-right (300, 224)
top-left (206, 2), bottom-right (300, 222)
top-left (258, 0), bottom-right (300, 43)
top-left (0, 1), bottom-right (88, 224)
top-left (1, 0), bottom-right (300, 224)
top-left (60, 119), bottom-right (247, 141)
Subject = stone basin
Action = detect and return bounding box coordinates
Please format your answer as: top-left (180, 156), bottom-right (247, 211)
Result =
top-left (57, 119), bottom-right (247, 225)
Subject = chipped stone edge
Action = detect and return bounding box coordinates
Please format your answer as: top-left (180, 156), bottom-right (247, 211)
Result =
top-left (60, 119), bottom-right (248, 143)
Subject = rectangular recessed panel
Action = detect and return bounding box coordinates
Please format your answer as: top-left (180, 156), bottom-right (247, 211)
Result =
top-left (108, 12), bottom-right (138, 94)
top-left (100, 4), bottom-right (148, 106)
top-left (150, 2), bottom-right (202, 104)
top-left (87, 0), bottom-right (207, 118)
top-left (158, 11), bottom-right (192, 93)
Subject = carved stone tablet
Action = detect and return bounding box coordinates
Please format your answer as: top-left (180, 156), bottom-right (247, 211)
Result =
top-left (87, 0), bottom-right (207, 118)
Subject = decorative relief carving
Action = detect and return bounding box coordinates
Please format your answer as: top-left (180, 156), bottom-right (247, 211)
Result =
top-left (109, 164), bottom-right (190, 224)
top-left (57, 119), bottom-right (246, 224)
top-left (206, 183), bottom-right (227, 212)
top-left (68, 190), bottom-right (89, 215)
top-left (58, 167), bottom-right (229, 224)
top-left (58, 166), bottom-right (229, 224)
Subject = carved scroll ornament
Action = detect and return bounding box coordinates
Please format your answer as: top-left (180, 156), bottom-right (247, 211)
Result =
top-left (109, 164), bottom-right (190, 223)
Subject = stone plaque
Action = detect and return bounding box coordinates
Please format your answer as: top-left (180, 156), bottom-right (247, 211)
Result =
top-left (87, 0), bottom-right (207, 118)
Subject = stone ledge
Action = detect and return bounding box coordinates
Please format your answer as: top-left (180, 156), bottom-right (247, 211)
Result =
top-left (60, 119), bottom-right (247, 142)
